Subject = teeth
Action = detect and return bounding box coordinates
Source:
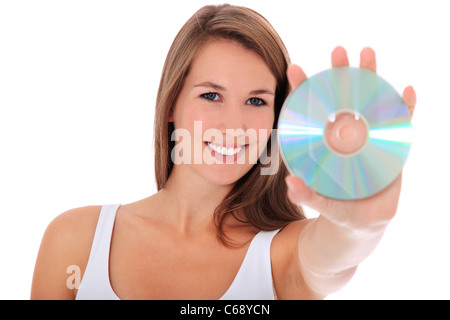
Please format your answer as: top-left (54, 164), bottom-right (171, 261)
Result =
top-left (207, 142), bottom-right (244, 156)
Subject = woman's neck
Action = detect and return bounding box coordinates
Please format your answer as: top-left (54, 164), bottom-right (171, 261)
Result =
top-left (157, 165), bottom-right (234, 235)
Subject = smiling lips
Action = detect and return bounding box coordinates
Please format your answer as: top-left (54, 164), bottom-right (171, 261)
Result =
top-left (206, 142), bottom-right (245, 156)
top-left (205, 141), bottom-right (249, 163)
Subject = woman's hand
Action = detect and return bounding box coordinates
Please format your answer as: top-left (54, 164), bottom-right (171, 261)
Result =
top-left (277, 47), bottom-right (417, 297)
top-left (285, 46), bottom-right (416, 229)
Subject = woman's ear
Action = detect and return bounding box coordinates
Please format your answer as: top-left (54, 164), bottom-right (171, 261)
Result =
top-left (168, 109), bottom-right (174, 122)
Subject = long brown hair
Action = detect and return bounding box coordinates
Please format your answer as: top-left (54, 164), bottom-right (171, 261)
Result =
top-left (154, 4), bottom-right (305, 245)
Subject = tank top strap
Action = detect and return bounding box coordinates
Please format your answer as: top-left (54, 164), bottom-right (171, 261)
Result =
top-left (76, 204), bottom-right (121, 300)
top-left (87, 204), bottom-right (119, 269)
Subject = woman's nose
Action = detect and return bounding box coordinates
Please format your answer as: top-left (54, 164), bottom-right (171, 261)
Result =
top-left (218, 103), bottom-right (247, 133)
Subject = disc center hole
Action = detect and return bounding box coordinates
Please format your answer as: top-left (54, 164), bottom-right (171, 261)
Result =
top-left (324, 111), bottom-right (368, 155)
top-left (338, 124), bottom-right (355, 141)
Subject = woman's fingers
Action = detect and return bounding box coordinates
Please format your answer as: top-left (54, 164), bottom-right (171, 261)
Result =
top-left (360, 47), bottom-right (377, 72)
top-left (287, 64), bottom-right (307, 91)
top-left (289, 46), bottom-right (415, 119)
top-left (403, 85), bottom-right (417, 118)
top-left (332, 46), bottom-right (377, 73)
top-left (331, 46), bottom-right (349, 67)
top-left (290, 46), bottom-right (377, 90)
top-left (285, 175), bottom-right (329, 214)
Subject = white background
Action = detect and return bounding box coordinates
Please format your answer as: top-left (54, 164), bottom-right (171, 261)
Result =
top-left (1, 0), bottom-right (449, 299)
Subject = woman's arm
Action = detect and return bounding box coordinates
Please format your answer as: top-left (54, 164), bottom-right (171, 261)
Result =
top-left (288, 174), bottom-right (401, 296)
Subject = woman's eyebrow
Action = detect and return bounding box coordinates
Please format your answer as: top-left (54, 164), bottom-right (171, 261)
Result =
top-left (194, 82), bottom-right (274, 96)
top-left (193, 82), bottom-right (226, 91)
top-left (249, 89), bottom-right (275, 96)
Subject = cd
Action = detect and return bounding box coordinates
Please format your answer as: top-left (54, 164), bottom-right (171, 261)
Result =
top-left (278, 67), bottom-right (413, 200)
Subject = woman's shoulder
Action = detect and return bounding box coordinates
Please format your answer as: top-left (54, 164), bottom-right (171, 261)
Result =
top-left (31, 205), bottom-right (103, 299)
top-left (45, 205), bottom-right (103, 244)
top-left (273, 218), bottom-right (312, 246)
top-left (271, 218), bottom-right (312, 269)
top-left (39, 205), bottom-right (104, 261)
top-left (42, 205), bottom-right (106, 264)
top-left (270, 218), bottom-right (320, 299)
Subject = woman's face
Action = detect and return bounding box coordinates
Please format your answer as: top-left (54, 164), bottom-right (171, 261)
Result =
top-left (170, 39), bottom-right (276, 186)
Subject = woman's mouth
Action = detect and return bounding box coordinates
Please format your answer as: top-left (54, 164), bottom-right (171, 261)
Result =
top-left (205, 141), bottom-right (248, 163)
top-left (207, 142), bottom-right (244, 156)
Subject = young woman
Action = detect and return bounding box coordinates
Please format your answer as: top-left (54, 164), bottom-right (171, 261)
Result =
top-left (31, 4), bottom-right (416, 299)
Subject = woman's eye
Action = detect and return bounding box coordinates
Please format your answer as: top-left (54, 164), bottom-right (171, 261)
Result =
top-left (201, 92), bottom-right (220, 101)
top-left (247, 97), bottom-right (266, 106)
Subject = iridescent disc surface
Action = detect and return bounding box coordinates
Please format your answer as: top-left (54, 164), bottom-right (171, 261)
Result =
top-left (278, 67), bottom-right (413, 200)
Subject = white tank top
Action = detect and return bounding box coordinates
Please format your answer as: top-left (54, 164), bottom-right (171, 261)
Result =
top-left (76, 204), bottom-right (280, 300)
